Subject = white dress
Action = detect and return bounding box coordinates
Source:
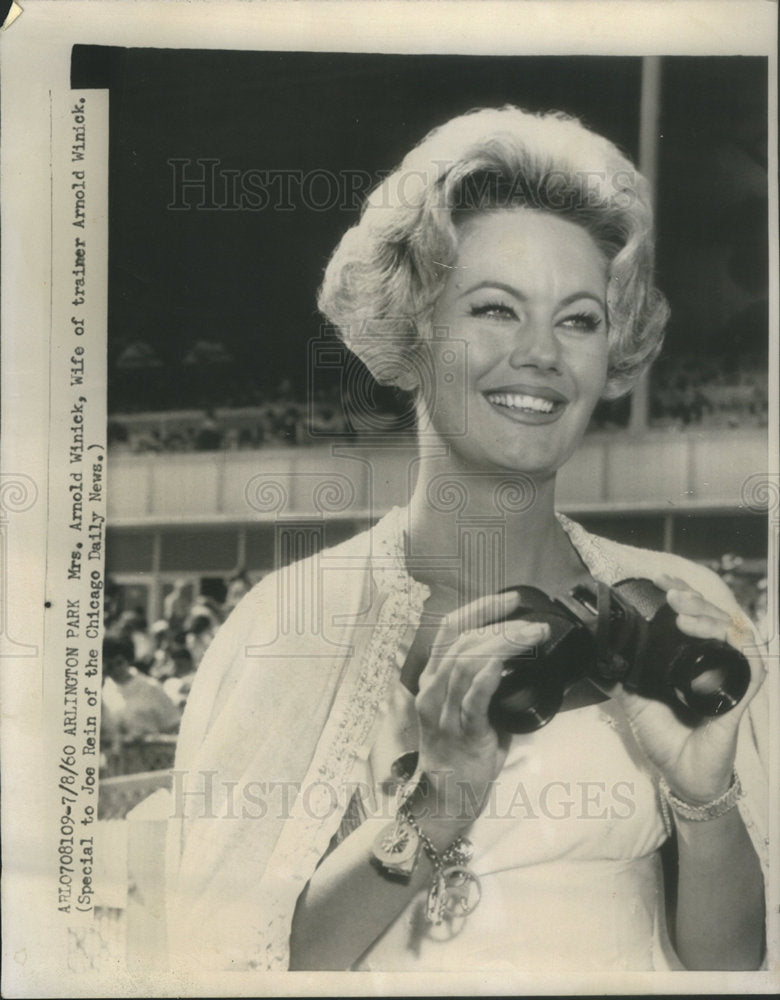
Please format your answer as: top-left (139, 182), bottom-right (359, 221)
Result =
top-left (356, 681), bottom-right (670, 971)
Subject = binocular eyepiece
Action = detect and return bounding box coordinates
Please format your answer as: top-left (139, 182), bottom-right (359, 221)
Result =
top-left (488, 578), bottom-right (751, 734)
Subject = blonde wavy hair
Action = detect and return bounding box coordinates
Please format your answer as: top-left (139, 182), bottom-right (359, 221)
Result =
top-left (318, 105), bottom-right (669, 399)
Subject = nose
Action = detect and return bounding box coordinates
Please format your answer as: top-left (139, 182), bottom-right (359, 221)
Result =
top-left (508, 318), bottom-right (561, 372)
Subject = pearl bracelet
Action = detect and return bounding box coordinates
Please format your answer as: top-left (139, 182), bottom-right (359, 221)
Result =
top-left (658, 770), bottom-right (742, 834)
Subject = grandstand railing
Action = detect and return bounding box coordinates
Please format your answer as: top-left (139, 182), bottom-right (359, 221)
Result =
top-left (106, 427), bottom-right (768, 526)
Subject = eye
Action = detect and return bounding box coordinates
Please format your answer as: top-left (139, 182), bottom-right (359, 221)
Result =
top-left (469, 301), bottom-right (518, 320)
top-left (558, 311), bottom-right (603, 333)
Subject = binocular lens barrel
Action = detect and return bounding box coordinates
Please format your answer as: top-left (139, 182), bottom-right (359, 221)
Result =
top-left (668, 640), bottom-right (751, 717)
top-left (488, 620), bottom-right (594, 734)
top-left (489, 579), bottom-right (751, 734)
top-left (488, 659), bottom-right (564, 734)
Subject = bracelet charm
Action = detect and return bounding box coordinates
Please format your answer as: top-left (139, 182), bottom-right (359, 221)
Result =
top-left (371, 756), bottom-right (482, 930)
top-left (372, 816), bottom-right (421, 877)
top-left (439, 866), bottom-right (482, 920)
top-left (424, 865), bottom-right (482, 926)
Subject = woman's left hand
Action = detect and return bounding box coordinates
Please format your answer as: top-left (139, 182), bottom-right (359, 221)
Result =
top-left (596, 573), bottom-right (767, 804)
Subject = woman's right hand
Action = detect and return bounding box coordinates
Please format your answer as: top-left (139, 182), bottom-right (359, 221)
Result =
top-left (291, 590), bottom-right (550, 970)
top-left (413, 590), bottom-right (550, 839)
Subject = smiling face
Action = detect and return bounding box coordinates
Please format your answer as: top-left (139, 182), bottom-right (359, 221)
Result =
top-left (419, 208), bottom-right (610, 478)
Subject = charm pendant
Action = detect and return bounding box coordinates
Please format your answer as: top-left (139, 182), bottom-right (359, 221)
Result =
top-left (423, 865), bottom-right (482, 938)
top-left (425, 871), bottom-right (447, 925)
top-left (372, 819), bottom-right (420, 876)
top-left (440, 865), bottom-right (482, 918)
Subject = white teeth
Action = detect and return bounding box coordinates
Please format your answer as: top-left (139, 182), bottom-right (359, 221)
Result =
top-left (486, 392), bottom-right (557, 413)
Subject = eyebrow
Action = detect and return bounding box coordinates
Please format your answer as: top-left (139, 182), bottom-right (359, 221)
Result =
top-left (458, 280), bottom-right (606, 312)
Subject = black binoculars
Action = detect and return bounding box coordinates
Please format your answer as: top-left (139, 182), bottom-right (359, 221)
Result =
top-left (488, 578), bottom-right (751, 734)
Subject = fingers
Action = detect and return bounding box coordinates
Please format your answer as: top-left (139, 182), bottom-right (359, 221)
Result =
top-left (419, 617), bottom-right (547, 703)
top-left (453, 589), bottom-right (526, 632)
top-left (422, 590), bottom-right (524, 680)
top-left (418, 618), bottom-right (550, 735)
top-left (442, 620), bottom-right (548, 725)
top-left (654, 573), bottom-right (742, 651)
top-left (655, 573), bottom-right (731, 623)
top-left (674, 611), bottom-right (730, 642)
top-left (669, 592), bottom-right (731, 628)
top-left (458, 655), bottom-right (512, 731)
top-left (430, 590), bottom-right (525, 660)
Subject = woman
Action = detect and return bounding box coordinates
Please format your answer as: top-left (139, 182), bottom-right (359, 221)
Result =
top-left (167, 106), bottom-right (768, 973)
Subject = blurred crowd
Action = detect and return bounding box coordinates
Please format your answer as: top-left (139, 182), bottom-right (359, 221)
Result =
top-left (649, 352), bottom-right (767, 430)
top-left (107, 380), bottom-right (413, 454)
top-left (107, 354), bottom-right (768, 454)
top-left (99, 571), bottom-right (253, 776)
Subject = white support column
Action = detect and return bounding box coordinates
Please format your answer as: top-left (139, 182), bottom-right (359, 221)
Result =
top-left (150, 529), bottom-right (162, 620)
top-left (629, 55), bottom-right (663, 435)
